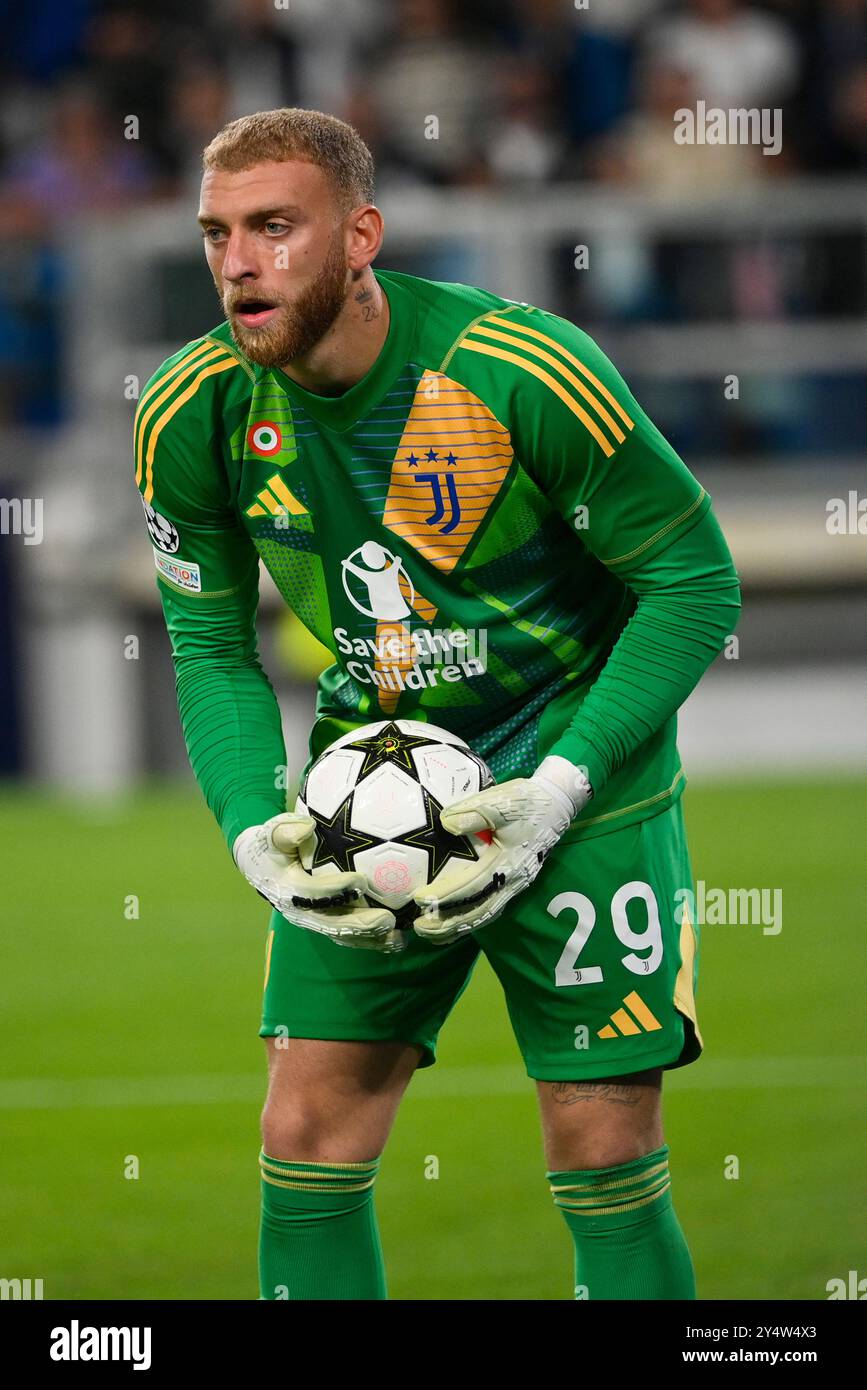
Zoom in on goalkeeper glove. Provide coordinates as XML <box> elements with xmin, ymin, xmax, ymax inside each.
<box><xmin>233</xmin><ymin>812</ymin><xmax>406</xmax><ymax>953</ymax></box>
<box><xmin>411</xmin><ymin>756</ymin><xmax>592</xmax><ymax>945</ymax></box>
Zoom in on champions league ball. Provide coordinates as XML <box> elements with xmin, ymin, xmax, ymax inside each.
<box><xmin>295</xmin><ymin>719</ymin><xmax>495</xmax><ymax>925</ymax></box>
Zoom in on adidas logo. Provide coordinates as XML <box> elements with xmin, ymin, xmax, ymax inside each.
<box><xmin>597</xmin><ymin>991</ymin><xmax>662</xmax><ymax>1039</ymax></box>
<box><xmin>246</xmin><ymin>473</ymin><xmax>307</xmax><ymax>519</ymax></box>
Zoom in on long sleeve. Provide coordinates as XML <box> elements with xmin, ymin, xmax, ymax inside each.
<box><xmin>133</xmin><ymin>346</ymin><xmax>288</xmax><ymax>852</ymax></box>
<box><xmin>547</xmin><ymin>504</ymin><xmax>741</xmax><ymax>793</ymax></box>
<box><xmin>496</xmin><ymin>305</ymin><xmax>742</xmax><ymax>800</ymax></box>
<box><xmin>159</xmin><ymin>574</ymin><xmax>288</xmax><ymax>851</ymax></box>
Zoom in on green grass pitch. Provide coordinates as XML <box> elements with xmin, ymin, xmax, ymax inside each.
<box><xmin>0</xmin><ymin>777</ymin><xmax>864</xmax><ymax>1300</ymax></box>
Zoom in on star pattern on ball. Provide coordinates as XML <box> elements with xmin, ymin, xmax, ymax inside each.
<box><xmin>397</xmin><ymin>787</ymin><xmax>480</xmax><ymax>879</ymax></box>
<box><xmin>307</xmin><ymin>795</ymin><xmax>378</xmax><ymax>874</ymax></box>
<box><xmin>340</xmin><ymin>721</ymin><xmax>435</xmax><ymax>781</ymax></box>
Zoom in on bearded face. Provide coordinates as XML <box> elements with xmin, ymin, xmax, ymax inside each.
<box><xmin>222</xmin><ymin>228</ymin><xmax>349</xmax><ymax>370</ymax></box>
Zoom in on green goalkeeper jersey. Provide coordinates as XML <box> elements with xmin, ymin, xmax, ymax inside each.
<box><xmin>133</xmin><ymin>269</ymin><xmax>740</xmax><ymax>851</ymax></box>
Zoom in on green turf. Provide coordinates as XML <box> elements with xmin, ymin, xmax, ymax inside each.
<box><xmin>1</xmin><ymin>777</ymin><xmax>864</xmax><ymax>1300</ymax></box>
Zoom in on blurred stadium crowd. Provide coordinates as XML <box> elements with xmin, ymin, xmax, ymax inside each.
<box><xmin>1</xmin><ymin>0</ymin><xmax>866</xmax><ymax>426</ymax></box>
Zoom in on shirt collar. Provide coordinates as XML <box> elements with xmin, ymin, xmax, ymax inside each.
<box><xmin>269</xmin><ymin>271</ymin><xmax>416</xmax><ymax>432</ymax></box>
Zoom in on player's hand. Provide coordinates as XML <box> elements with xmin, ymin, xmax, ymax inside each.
<box><xmin>233</xmin><ymin>812</ymin><xmax>406</xmax><ymax>954</ymax></box>
<box><xmin>411</xmin><ymin>758</ymin><xmax>592</xmax><ymax>945</ymax></box>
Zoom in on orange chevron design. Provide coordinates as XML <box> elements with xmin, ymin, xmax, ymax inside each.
<box><xmin>597</xmin><ymin>991</ymin><xmax>663</xmax><ymax>1040</ymax></box>
<box><xmin>373</xmin><ymin>568</ymin><xmax>439</xmax><ymax>712</ymax></box>
<box><xmin>397</xmin><ymin>567</ymin><xmax>437</xmax><ymax>625</ymax></box>
<box><xmin>382</xmin><ymin>370</ymin><xmax>512</xmax><ymax>572</ymax></box>
<box><xmin>373</xmin><ymin>620</ymin><xmax>411</xmax><ymax>714</ymax></box>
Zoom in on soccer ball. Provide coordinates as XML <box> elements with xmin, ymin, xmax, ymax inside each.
<box><xmin>295</xmin><ymin>719</ymin><xmax>494</xmax><ymax>924</ymax></box>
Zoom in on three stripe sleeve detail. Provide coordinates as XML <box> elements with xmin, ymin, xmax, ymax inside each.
<box><xmin>454</xmin><ymin>313</ymin><xmax>635</xmax><ymax>459</ymax></box>
<box><xmin>134</xmin><ymin>340</ymin><xmax>239</xmax><ymax>503</ymax></box>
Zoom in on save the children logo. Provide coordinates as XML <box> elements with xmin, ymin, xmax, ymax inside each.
<box><xmin>334</xmin><ymin>540</ymin><xmax>487</xmax><ymax>693</ymax></box>
<box><xmin>341</xmin><ymin>541</ymin><xmax>415</xmax><ymax>619</ymax></box>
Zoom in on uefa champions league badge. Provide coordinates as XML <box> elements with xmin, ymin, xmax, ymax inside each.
<box><xmin>141</xmin><ymin>496</ymin><xmax>180</xmax><ymax>554</ymax></box>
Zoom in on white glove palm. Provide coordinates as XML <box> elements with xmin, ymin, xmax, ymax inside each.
<box><xmin>234</xmin><ymin>812</ymin><xmax>406</xmax><ymax>953</ymax></box>
<box><xmin>411</xmin><ymin>757</ymin><xmax>592</xmax><ymax>944</ymax></box>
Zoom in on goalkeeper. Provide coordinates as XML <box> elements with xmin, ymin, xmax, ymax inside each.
<box><xmin>134</xmin><ymin>107</ymin><xmax>741</xmax><ymax>1301</ymax></box>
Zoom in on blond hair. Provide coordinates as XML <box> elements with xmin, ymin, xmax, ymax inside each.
<box><xmin>202</xmin><ymin>107</ymin><xmax>375</xmax><ymax>211</ymax></box>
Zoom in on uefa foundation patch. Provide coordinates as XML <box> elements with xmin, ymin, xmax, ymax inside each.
<box><xmin>153</xmin><ymin>550</ymin><xmax>202</xmax><ymax>593</ymax></box>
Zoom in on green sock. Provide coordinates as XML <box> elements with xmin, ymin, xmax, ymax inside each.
<box><xmin>547</xmin><ymin>1143</ymin><xmax>697</xmax><ymax>1300</ymax></box>
<box><xmin>258</xmin><ymin>1149</ymin><xmax>388</xmax><ymax>1300</ymax></box>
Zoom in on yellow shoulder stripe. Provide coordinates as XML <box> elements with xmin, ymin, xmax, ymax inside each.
<box><xmin>484</xmin><ymin>315</ymin><xmax>635</xmax><ymax>430</ymax></box>
<box><xmin>135</xmin><ymin>339</ymin><xmax>215</xmax><ymax>429</ymax></box>
<box><xmin>135</xmin><ymin>345</ymin><xmax>239</xmax><ymax>502</ymax></box>
<box><xmin>458</xmin><ymin>339</ymin><xmax>617</xmax><ymax>457</ymax></box>
<box><xmin>469</xmin><ymin>323</ymin><xmax>627</xmax><ymax>444</ymax></box>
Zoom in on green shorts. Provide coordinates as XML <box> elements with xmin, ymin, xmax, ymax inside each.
<box><xmin>259</xmin><ymin>797</ymin><xmax>702</xmax><ymax>1081</ymax></box>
